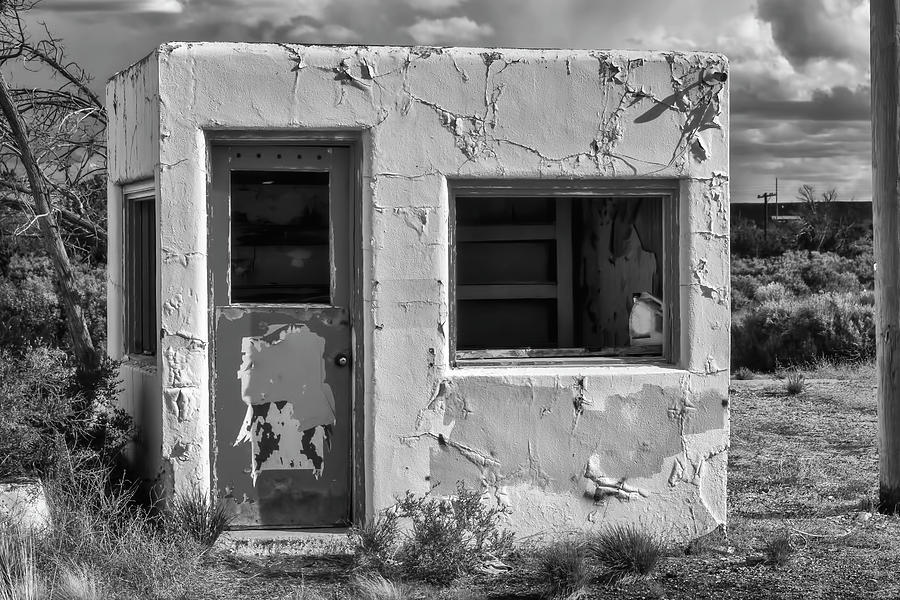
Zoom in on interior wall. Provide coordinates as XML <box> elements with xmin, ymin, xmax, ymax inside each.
<box><xmin>575</xmin><ymin>197</ymin><xmax>663</xmax><ymax>349</ymax></box>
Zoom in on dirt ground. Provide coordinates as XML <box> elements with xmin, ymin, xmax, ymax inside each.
<box><xmin>193</xmin><ymin>367</ymin><xmax>899</xmax><ymax>599</ymax></box>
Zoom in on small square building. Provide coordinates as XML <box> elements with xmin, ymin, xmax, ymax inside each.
<box><xmin>106</xmin><ymin>43</ymin><xmax>730</xmax><ymax>537</ymax></box>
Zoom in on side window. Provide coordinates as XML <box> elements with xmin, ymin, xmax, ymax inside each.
<box><xmin>452</xmin><ymin>185</ymin><xmax>673</xmax><ymax>364</ymax></box>
<box><xmin>124</xmin><ymin>182</ymin><xmax>156</xmax><ymax>356</ymax></box>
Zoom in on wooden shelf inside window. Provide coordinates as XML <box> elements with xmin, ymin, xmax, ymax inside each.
<box><xmin>455</xmin><ymin>198</ymin><xmax>573</xmax><ymax>348</ymax></box>
<box><xmin>456</xmin><ymin>224</ymin><xmax>556</xmax><ymax>242</ymax></box>
<box><xmin>457</xmin><ymin>284</ymin><xmax>558</xmax><ymax>300</ymax></box>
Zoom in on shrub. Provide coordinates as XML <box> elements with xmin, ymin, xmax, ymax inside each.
<box><xmin>732</xmin><ymin>292</ymin><xmax>875</xmax><ymax>371</ymax></box>
<box><xmin>753</xmin><ymin>282</ymin><xmax>790</xmax><ymax>304</ymax></box>
<box><xmin>536</xmin><ymin>539</ymin><xmax>590</xmax><ymax>599</ymax></box>
<box><xmin>731</xmin><ymin>217</ymin><xmax>800</xmax><ymax>258</ymax></box>
<box><xmin>732</xmin><ymin>367</ymin><xmax>754</xmax><ymax>381</ymax></box>
<box><xmin>0</xmin><ymin>252</ymin><xmax>106</xmax><ymax>351</ymax></box>
<box><xmin>589</xmin><ymin>524</ymin><xmax>664</xmax><ymax>584</ymax></box>
<box><xmin>387</xmin><ymin>483</ymin><xmax>514</xmax><ymax>584</ymax></box>
<box><xmin>0</xmin><ymin>346</ymin><xmax>131</xmax><ymax>479</ymax></box>
<box><xmin>731</xmin><ymin>251</ymin><xmax>869</xmax><ymax>312</ymax></box>
<box><xmin>167</xmin><ymin>487</ymin><xmax>233</xmax><ymax>548</ymax></box>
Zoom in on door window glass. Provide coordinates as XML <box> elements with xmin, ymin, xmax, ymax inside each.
<box><xmin>231</xmin><ymin>170</ymin><xmax>330</xmax><ymax>303</ymax></box>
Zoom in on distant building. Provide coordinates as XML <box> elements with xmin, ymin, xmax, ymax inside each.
<box><xmin>731</xmin><ymin>200</ymin><xmax>873</xmax><ymax>228</ymax></box>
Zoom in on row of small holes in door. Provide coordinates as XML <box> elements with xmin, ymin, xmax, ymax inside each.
<box><xmin>234</xmin><ymin>152</ymin><xmax>325</xmax><ymax>160</ymax></box>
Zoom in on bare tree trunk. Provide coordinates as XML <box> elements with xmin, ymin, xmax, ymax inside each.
<box><xmin>871</xmin><ymin>0</ymin><xmax>900</xmax><ymax>513</ymax></box>
<box><xmin>0</xmin><ymin>71</ymin><xmax>98</xmax><ymax>371</ymax></box>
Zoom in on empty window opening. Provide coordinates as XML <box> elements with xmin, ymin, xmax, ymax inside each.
<box><xmin>453</xmin><ymin>192</ymin><xmax>668</xmax><ymax>362</ymax></box>
<box><xmin>125</xmin><ymin>183</ymin><xmax>156</xmax><ymax>356</ymax></box>
<box><xmin>230</xmin><ymin>170</ymin><xmax>331</xmax><ymax>304</ymax></box>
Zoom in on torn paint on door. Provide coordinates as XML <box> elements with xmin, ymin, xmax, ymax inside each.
<box><xmin>233</xmin><ymin>323</ymin><xmax>336</xmax><ymax>484</ymax></box>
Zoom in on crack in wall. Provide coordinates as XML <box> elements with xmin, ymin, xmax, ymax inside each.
<box><xmin>400</xmin><ymin>431</ymin><xmax>500</xmax><ymax>469</ymax></box>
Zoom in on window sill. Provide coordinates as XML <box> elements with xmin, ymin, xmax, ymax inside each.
<box><xmin>454</xmin><ymin>345</ymin><xmax>664</xmax><ymax>368</ymax></box>
<box><xmin>449</xmin><ymin>360</ymin><xmax>685</xmax><ymax>380</ymax></box>
<box><xmin>122</xmin><ymin>354</ymin><xmax>158</xmax><ymax>371</ymax></box>
<box><xmin>453</xmin><ymin>354</ymin><xmax>669</xmax><ymax>369</ymax></box>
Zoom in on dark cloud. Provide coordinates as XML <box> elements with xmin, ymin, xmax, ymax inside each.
<box><xmin>732</xmin><ymin>136</ymin><xmax>870</xmax><ymax>160</ymax></box>
<box><xmin>756</xmin><ymin>0</ymin><xmax>867</xmax><ymax>66</ymax></box>
<box><xmin>733</xmin><ymin>85</ymin><xmax>870</xmax><ymax>121</ymax></box>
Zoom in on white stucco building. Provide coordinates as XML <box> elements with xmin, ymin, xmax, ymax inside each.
<box><xmin>107</xmin><ymin>43</ymin><xmax>730</xmax><ymax>538</ymax></box>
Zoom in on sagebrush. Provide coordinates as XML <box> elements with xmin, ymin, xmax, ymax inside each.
<box><xmin>0</xmin><ymin>346</ymin><xmax>131</xmax><ymax>479</ymax></box>
<box><xmin>732</xmin><ymin>291</ymin><xmax>875</xmax><ymax>371</ymax></box>
<box><xmin>352</xmin><ymin>483</ymin><xmax>514</xmax><ymax>584</ymax></box>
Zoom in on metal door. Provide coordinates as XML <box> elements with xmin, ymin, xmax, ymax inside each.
<box><xmin>209</xmin><ymin>145</ymin><xmax>353</xmax><ymax>528</ymax></box>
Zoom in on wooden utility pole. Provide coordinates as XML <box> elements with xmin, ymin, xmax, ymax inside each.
<box><xmin>775</xmin><ymin>178</ymin><xmax>779</xmax><ymax>218</ymax></box>
<box><xmin>757</xmin><ymin>191</ymin><xmax>776</xmax><ymax>239</ymax></box>
<box><xmin>871</xmin><ymin>0</ymin><xmax>900</xmax><ymax>513</ymax></box>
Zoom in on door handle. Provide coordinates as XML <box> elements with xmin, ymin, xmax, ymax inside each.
<box><xmin>335</xmin><ymin>353</ymin><xmax>350</xmax><ymax>368</ymax></box>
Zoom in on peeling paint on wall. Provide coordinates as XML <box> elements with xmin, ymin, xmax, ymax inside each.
<box><xmin>234</xmin><ymin>324</ymin><xmax>336</xmax><ymax>484</ymax></box>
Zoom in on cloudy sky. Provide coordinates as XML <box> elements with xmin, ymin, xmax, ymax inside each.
<box><xmin>29</xmin><ymin>0</ymin><xmax>870</xmax><ymax>203</ymax></box>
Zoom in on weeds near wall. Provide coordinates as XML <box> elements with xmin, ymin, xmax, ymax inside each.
<box><xmin>589</xmin><ymin>524</ymin><xmax>664</xmax><ymax>584</ymax></box>
<box><xmin>350</xmin><ymin>512</ymin><xmax>400</xmax><ymax>574</ymax></box>
<box><xmin>167</xmin><ymin>487</ymin><xmax>233</xmax><ymax>548</ymax></box>
<box><xmin>393</xmin><ymin>483</ymin><xmax>515</xmax><ymax>583</ymax></box>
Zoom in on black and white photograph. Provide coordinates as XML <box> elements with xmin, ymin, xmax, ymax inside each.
<box><xmin>0</xmin><ymin>0</ymin><xmax>887</xmax><ymax>598</ymax></box>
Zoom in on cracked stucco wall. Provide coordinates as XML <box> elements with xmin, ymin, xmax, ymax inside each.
<box><xmin>107</xmin><ymin>44</ymin><xmax>729</xmax><ymax>538</ymax></box>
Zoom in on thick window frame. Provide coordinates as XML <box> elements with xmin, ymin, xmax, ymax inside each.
<box><xmin>123</xmin><ymin>181</ymin><xmax>157</xmax><ymax>357</ymax></box>
<box><xmin>449</xmin><ymin>179</ymin><xmax>679</xmax><ymax>367</ymax></box>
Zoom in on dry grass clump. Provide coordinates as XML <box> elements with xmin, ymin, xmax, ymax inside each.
<box><xmin>764</xmin><ymin>531</ymin><xmax>794</xmax><ymax>568</ymax></box>
<box><xmin>167</xmin><ymin>486</ymin><xmax>233</xmax><ymax>548</ymax></box>
<box><xmin>589</xmin><ymin>524</ymin><xmax>664</xmax><ymax>584</ymax></box>
<box><xmin>53</xmin><ymin>562</ymin><xmax>103</xmax><ymax>600</ymax></box>
<box><xmin>352</xmin><ymin>572</ymin><xmax>406</xmax><ymax>600</ymax></box>
<box><xmin>534</xmin><ymin>538</ymin><xmax>591</xmax><ymax>599</ymax></box>
<box><xmin>785</xmin><ymin>372</ymin><xmax>806</xmax><ymax>395</ymax></box>
<box><xmin>0</xmin><ymin>456</ymin><xmax>207</xmax><ymax>600</ymax></box>
<box><xmin>0</xmin><ymin>526</ymin><xmax>46</xmax><ymax>600</ymax></box>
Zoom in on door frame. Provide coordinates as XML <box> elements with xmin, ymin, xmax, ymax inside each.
<box><xmin>204</xmin><ymin>129</ymin><xmax>366</xmax><ymax>527</ymax></box>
